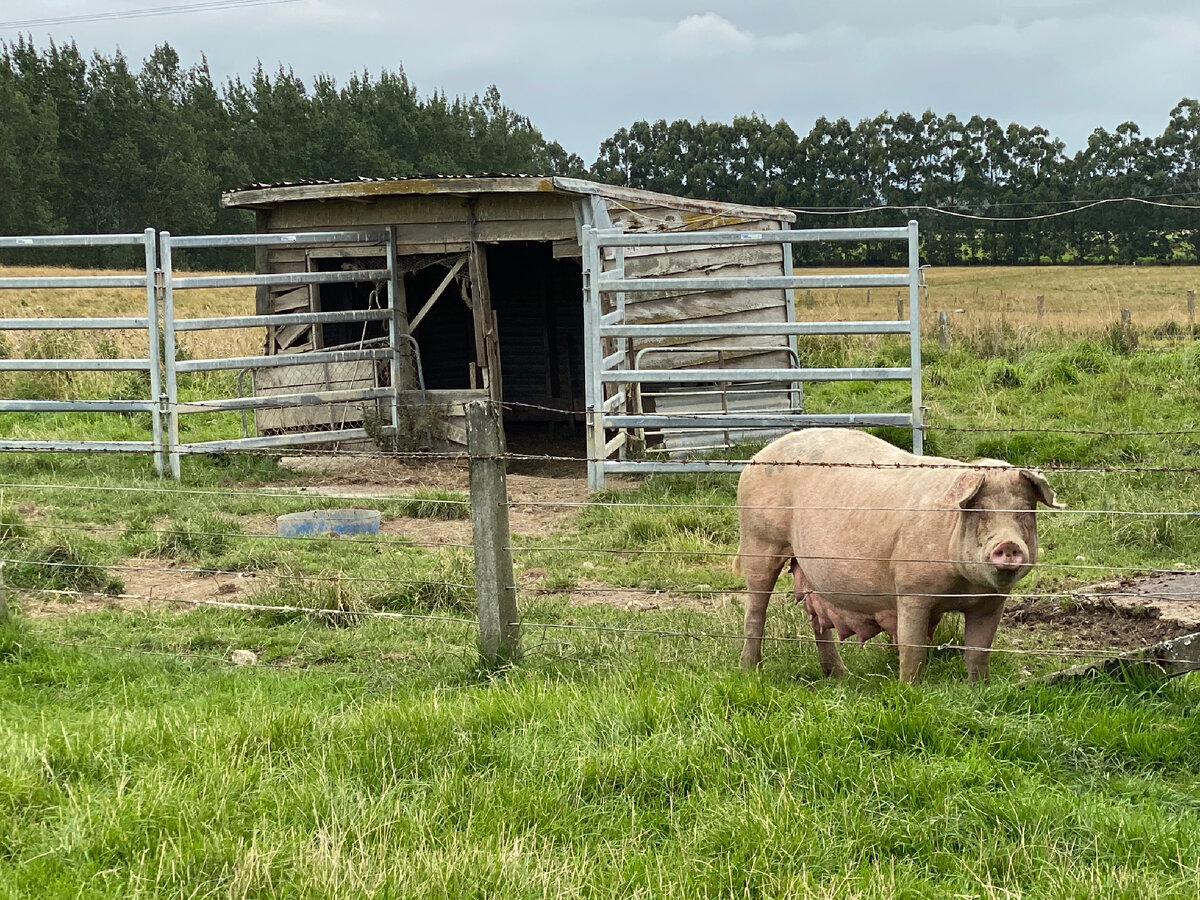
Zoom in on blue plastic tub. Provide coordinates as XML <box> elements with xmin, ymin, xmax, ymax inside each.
<box><xmin>277</xmin><ymin>508</ymin><xmax>381</xmax><ymax>538</ymax></box>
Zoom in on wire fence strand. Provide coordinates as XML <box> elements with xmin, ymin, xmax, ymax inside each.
<box><xmin>9</xmin><ymin>584</ymin><xmax>1178</xmax><ymax>664</ymax></box>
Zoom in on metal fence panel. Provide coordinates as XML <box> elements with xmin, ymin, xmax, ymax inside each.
<box><xmin>581</xmin><ymin>221</ymin><xmax>924</xmax><ymax>489</ymax></box>
<box><xmin>0</xmin><ymin>229</ymin><xmax>165</xmax><ymax>474</ymax></box>
<box><xmin>159</xmin><ymin>229</ymin><xmax>405</xmax><ymax>478</ymax></box>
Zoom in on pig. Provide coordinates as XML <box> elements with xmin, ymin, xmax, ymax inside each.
<box><xmin>734</xmin><ymin>428</ymin><xmax>1064</xmax><ymax>682</ymax></box>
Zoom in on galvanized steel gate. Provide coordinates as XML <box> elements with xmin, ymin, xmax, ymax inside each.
<box><xmin>0</xmin><ymin>228</ymin><xmax>406</xmax><ymax>478</ymax></box>
<box><xmin>581</xmin><ymin>222</ymin><xmax>924</xmax><ymax>490</ymax></box>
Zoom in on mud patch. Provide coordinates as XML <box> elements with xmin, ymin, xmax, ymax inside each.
<box><xmin>1003</xmin><ymin>593</ymin><xmax>1192</xmax><ymax>654</ymax></box>
<box><xmin>1083</xmin><ymin>573</ymin><xmax>1200</xmax><ymax>631</ymax></box>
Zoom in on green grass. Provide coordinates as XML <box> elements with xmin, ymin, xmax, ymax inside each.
<box><xmin>2</xmin><ymin>322</ymin><xmax>1200</xmax><ymax>895</ymax></box>
<box><xmin>2</xmin><ymin>616</ymin><xmax>1200</xmax><ymax>898</ymax></box>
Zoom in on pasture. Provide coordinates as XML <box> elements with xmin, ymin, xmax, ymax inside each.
<box><xmin>2</xmin><ymin>265</ymin><xmax>1200</xmax><ymax>897</ymax></box>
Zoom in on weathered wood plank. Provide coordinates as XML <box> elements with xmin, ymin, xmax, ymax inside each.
<box><xmin>552</xmin><ymin>238</ymin><xmax>582</xmax><ymax>259</ymax></box>
<box><xmin>253</xmin><ymin>362</ymin><xmax>376</xmax><ymax>433</ymax></box>
<box><xmin>225</xmin><ymin>176</ymin><xmax>561</xmax><ymax>208</ymax></box>
<box><xmin>619</xmin><ymin>260</ymin><xmax>786</xmax><ymax>286</ymax></box>
<box><xmin>625</xmin><ymin>291</ymin><xmax>789</xmax><ymax>323</ymax></box>
<box><xmin>622</xmin><ymin>245</ymin><xmax>786</xmax><ymax>277</ymax></box>
<box><xmin>630</xmin><ymin>335</ymin><xmax>792</xmax><ymax>369</ymax></box>
<box><xmin>270</xmin><ymin>287</ymin><xmax>311</xmax><ymax>313</ymax></box>
<box><xmin>475</xmin><ymin>220</ymin><xmax>577</xmax><ymax>243</ymax></box>
<box><xmin>1040</xmin><ymin>632</ymin><xmax>1200</xmax><ymax>683</ymax></box>
<box><xmin>473</xmin><ymin>194</ymin><xmax>578</xmax><ymax>222</ymax></box>
<box><xmin>552</xmin><ymin>176</ymin><xmax>794</xmax><ymax>223</ymax></box>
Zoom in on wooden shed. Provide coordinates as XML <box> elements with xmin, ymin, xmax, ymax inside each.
<box><xmin>220</xmin><ymin>175</ymin><xmax>798</xmax><ymax>450</ymax></box>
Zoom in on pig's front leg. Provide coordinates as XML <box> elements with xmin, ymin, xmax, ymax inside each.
<box><xmin>963</xmin><ymin>597</ymin><xmax>1005</xmax><ymax>683</ymax></box>
<box><xmin>896</xmin><ymin>598</ymin><xmax>935</xmax><ymax>683</ymax></box>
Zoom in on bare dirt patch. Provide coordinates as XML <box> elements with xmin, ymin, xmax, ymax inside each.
<box><xmin>563</xmin><ymin>577</ymin><xmax>735</xmax><ymax>612</ymax></box>
<box><xmin>19</xmin><ymin>559</ymin><xmax>266</xmax><ymax>618</ymax></box>
<box><xmin>274</xmin><ymin>455</ymin><xmax>612</xmax><ymax>539</ymax></box>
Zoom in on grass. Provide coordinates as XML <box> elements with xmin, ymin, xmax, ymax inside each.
<box><xmin>2</xmin><ymin>264</ymin><xmax>1200</xmax><ymax>895</ymax></box>
<box><xmin>3</xmin><ymin>617</ymin><xmax>1200</xmax><ymax>898</ymax></box>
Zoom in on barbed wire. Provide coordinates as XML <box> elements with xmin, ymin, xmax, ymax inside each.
<box><xmin>507</xmin><ymin>545</ymin><xmax>1198</xmax><ymax>575</ymax></box>
<box><xmin>6</xmin><ymin>451</ymin><xmax>1200</xmax><ymax>485</ymax></box>
<box><xmin>788</xmin><ymin>196</ymin><xmax>1200</xmax><ymax>222</ymax></box>
<box><xmin>6</xmin><ymin>520</ymin><xmax>474</xmax><ymax>550</ymax></box>
<box><xmin>506</xmin><ymin>499</ymin><xmax>1198</xmax><ymax>516</ymax></box>
<box><xmin>1</xmin><ymin>546</ymin><xmax>1195</xmax><ymax>582</ymax></box>
<box><xmin>0</xmin><ymin>480</ymin><xmax>472</xmax><ymax>503</ymax></box>
<box><xmin>6</xmin><ymin>491</ymin><xmax>1200</xmax><ymax>525</ymax></box>
<box><xmin>8</xmin><ymin>584</ymin><xmax>1178</xmax><ymax>664</ymax></box>
<box><xmin>0</xmin><ymin>555</ymin><xmax>473</xmax><ymax>589</ymax></box>
<box><xmin>513</xmin><ymin>583</ymin><xmax>1191</xmax><ymax>603</ymax></box>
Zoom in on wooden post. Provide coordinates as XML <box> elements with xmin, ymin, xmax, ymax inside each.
<box><xmin>896</xmin><ymin>293</ymin><xmax>904</xmax><ymax>319</ymax></box>
<box><xmin>1036</xmin><ymin>295</ymin><xmax>1044</xmax><ymax>323</ymax></box>
<box><xmin>1188</xmin><ymin>291</ymin><xmax>1195</xmax><ymax>327</ymax></box>
<box><xmin>466</xmin><ymin>400</ymin><xmax>520</xmax><ymax>666</ymax></box>
<box><xmin>937</xmin><ymin>311</ymin><xmax>950</xmax><ymax>349</ymax></box>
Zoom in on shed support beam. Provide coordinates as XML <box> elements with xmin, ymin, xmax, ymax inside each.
<box><xmin>408</xmin><ymin>255</ymin><xmax>467</xmax><ymax>332</ymax></box>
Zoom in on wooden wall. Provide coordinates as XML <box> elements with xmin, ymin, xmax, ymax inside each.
<box><xmin>602</xmin><ymin>200</ymin><xmax>796</xmax><ymax>451</ymax></box>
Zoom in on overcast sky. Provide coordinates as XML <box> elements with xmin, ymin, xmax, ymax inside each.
<box><xmin>4</xmin><ymin>0</ymin><xmax>1198</xmax><ymax>164</ymax></box>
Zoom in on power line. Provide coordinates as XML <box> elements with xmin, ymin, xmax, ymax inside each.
<box><xmin>0</xmin><ymin>0</ymin><xmax>303</xmax><ymax>30</ymax></box>
<box><xmin>789</xmin><ymin>196</ymin><xmax>1200</xmax><ymax>222</ymax></box>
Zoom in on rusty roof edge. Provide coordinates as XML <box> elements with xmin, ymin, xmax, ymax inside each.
<box><xmin>221</xmin><ymin>175</ymin><xmax>560</xmax><ymax>209</ymax></box>
<box><xmin>220</xmin><ymin>175</ymin><xmax>796</xmax><ymax>223</ymax></box>
<box><xmin>551</xmin><ymin>177</ymin><xmax>796</xmax><ymax>223</ymax></box>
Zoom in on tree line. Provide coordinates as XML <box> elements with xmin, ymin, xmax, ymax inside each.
<box><xmin>593</xmin><ymin>109</ymin><xmax>1200</xmax><ymax>265</ymax></box>
<box><xmin>1</xmin><ymin>38</ymin><xmax>1197</xmax><ymax>266</ymax></box>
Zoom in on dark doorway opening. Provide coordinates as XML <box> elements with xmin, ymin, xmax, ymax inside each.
<box><xmin>486</xmin><ymin>241</ymin><xmax>584</xmax><ymax>422</ymax></box>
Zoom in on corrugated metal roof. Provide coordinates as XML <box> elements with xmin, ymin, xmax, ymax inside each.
<box><xmin>240</xmin><ymin>173</ymin><xmax>547</xmax><ymax>190</ymax></box>
<box><xmin>222</xmin><ymin>175</ymin><xmax>796</xmax><ymax>223</ymax></box>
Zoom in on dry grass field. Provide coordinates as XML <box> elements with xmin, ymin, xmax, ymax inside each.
<box><xmin>2</xmin><ymin>264</ymin><xmax>1197</xmax><ymax>351</ymax></box>
<box><xmin>0</xmin><ymin>264</ymin><xmax>1196</xmax><ymax>389</ymax></box>
<box><xmin>798</xmin><ymin>264</ymin><xmax>1200</xmax><ymax>334</ymax></box>
<box><xmin>0</xmin><ymin>265</ymin><xmax>258</xmax><ymax>359</ymax></box>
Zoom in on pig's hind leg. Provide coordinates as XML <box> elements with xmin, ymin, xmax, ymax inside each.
<box><xmin>739</xmin><ymin>548</ymin><xmax>787</xmax><ymax>670</ymax></box>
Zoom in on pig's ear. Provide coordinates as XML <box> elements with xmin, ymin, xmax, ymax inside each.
<box><xmin>940</xmin><ymin>470</ymin><xmax>985</xmax><ymax>508</ymax></box>
<box><xmin>1021</xmin><ymin>469</ymin><xmax>1066</xmax><ymax>509</ymax></box>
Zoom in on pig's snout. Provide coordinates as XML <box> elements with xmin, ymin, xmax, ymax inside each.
<box><xmin>989</xmin><ymin>540</ymin><xmax>1027</xmax><ymax>571</ymax></box>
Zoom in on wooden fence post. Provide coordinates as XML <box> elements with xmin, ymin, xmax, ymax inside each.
<box><xmin>466</xmin><ymin>400</ymin><xmax>521</xmax><ymax>666</ymax></box>
<box><xmin>1188</xmin><ymin>291</ymin><xmax>1195</xmax><ymax>327</ymax></box>
<box><xmin>896</xmin><ymin>293</ymin><xmax>903</xmax><ymax>320</ymax></box>
<box><xmin>1036</xmin><ymin>295</ymin><xmax>1044</xmax><ymax>323</ymax></box>
<box><xmin>937</xmin><ymin>311</ymin><xmax>950</xmax><ymax>349</ymax></box>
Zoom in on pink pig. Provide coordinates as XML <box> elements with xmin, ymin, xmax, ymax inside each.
<box><xmin>735</xmin><ymin>429</ymin><xmax>1064</xmax><ymax>682</ymax></box>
